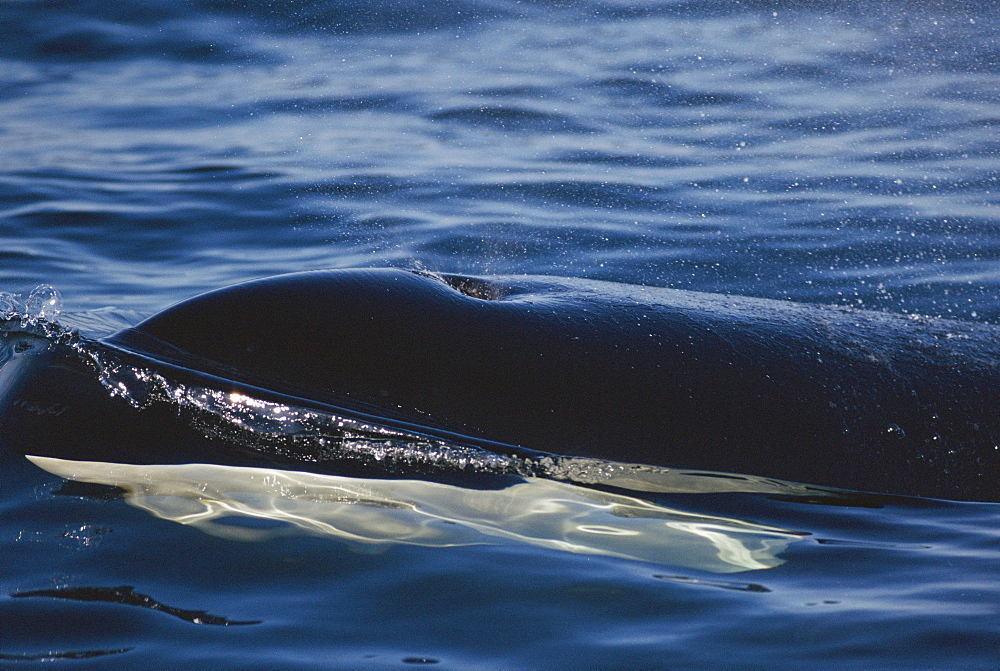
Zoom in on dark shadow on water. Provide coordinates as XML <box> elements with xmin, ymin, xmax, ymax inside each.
<box><xmin>11</xmin><ymin>586</ymin><xmax>261</xmax><ymax>626</ymax></box>
<box><xmin>652</xmin><ymin>574</ymin><xmax>771</xmax><ymax>593</ymax></box>
<box><xmin>0</xmin><ymin>648</ymin><xmax>133</xmax><ymax>662</ymax></box>
<box><xmin>52</xmin><ymin>479</ymin><xmax>127</xmax><ymax>501</ymax></box>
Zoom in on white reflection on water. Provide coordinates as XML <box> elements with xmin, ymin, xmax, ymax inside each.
<box><xmin>28</xmin><ymin>456</ymin><xmax>802</xmax><ymax>573</ymax></box>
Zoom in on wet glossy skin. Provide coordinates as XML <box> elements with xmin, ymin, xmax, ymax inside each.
<box><xmin>4</xmin><ymin>268</ymin><xmax>1000</xmax><ymax>500</ymax></box>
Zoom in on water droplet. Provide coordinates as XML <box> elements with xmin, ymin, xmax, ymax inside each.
<box><xmin>26</xmin><ymin>285</ymin><xmax>62</xmax><ymax>320</ymax></box>
<box><xmin>0</xmin><ymin>292</ymin><xmax>23</xmax><ymax>317</ymax></box>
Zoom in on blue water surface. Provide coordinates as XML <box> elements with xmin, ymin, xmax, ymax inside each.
<box><xmin>2</xmin><ymin>0</ymin><xmax>1000</xmax><ymax>668</ymax></box>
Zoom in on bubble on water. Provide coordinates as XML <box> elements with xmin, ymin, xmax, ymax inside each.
<box><xmin>26</xmin><ymin>285</ymin><xmax>62</xmax><ymax>321</ymax></box>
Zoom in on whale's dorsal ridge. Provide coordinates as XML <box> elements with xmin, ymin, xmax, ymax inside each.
<box><xmin>5</xmin><ymin>268</ymin><xmax>1000</xmax><ymax>501</ymax></box>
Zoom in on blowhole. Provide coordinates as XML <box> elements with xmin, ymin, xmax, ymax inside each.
<box><xmin>430</xmin><ymin>273</ymin><xmax>504</xmax><ymax>301</ymax></box>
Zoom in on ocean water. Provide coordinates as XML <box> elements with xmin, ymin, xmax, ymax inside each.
<box><xmin>2</xmin><ymin>0</ymin><xmax>1000</xmax><ymax>668</ymax></box>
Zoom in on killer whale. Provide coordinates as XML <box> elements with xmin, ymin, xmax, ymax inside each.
<box><xmin>2</xmin><ymin>268</ymin><xmax>1000</xmax><ymax>501</ymax></box>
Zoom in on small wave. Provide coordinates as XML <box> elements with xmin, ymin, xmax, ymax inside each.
<box><xmin>429</xmin><ymin>106</ymin><xmax>593</xmax><ymax>134</ymax></box>
<box><xmin>589</xmin><ymin>77</ymin><xmax>749</xmax><ymax>107</ymax></box>
<box><xmin>1</xmin><ymin>285</ymin><xmax>63</xmax><ymax>323</ymax></box>
<box><xmin>0</xmin><ymin>287</ymin><xmax>77</xmax><ymax>365</ymax></box>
